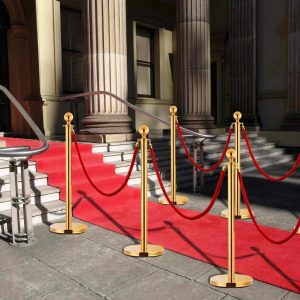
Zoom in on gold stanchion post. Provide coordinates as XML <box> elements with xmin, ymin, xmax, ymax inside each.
<box><xmin>158</xmin><ymin>106</ymin><xmax>188</xmax><ymax>205</ymax></box>
<box><xmin>123</xmin><ymin>125</ymin><xmax>164</xmax><ymax>257</ymax></box>
<box><xmin>210</xmin><ymin>149</ymin><xmax>252</xmax><ymax>288</ymax></box>
<box><xmin>221</xmin><ymin>112</ymin><xmax>253</xmax><ymax>219</ymax></box>
<box><xmin>50</xmin><ymin>113</ymin><xmax>87</xmax><ymax>234</ymax></box>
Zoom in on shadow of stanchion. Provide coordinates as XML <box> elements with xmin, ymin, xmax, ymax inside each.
<box><xmin>73</xmin><ymin>191</ymin><xmax>138</xmax><ymax>244</ymax></box>
<box><xmin>164</xmin><ymin>220</ymin><xmax>257</xmax><ymax>260</ymax></box>
<box><xmin>164</xmin><ymin>220</ymin><xmax>225</xmax><ymax>273</ymax></box>
<box><xmin>250</xmin><ymin>246</ymin><xmax>300</xmax><ymax>292</ymax></box>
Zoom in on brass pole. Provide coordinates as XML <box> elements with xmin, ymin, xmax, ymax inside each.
<box><xmin>66</xmin><ymin>113</ymin><xmax>73</xmax><ymax>231</ymax></box>
<box><xmin>124</xmin><ymin>125</ymin><xmax>164</xmax><ymax>257</ymax></box>
<box><xmin>235</xmin><ymin>112</ymin><xmax>241</xmax><ymax>217</ymax></box>
<box><xmin>210</xmin><ymin>149</ymin><xmax>252</xmax><ymax>288</ymax></box>
<box><xmin>228</xmin><ymin>149</ymin><xmax>235</xmax><ymax>283</ymax></box>
<box><xmin>141</xmin><ymin>125</ymin><xmax>148</xmax><ymax>252</ymax></box>
<box><xmin>158</xmin><ymin>106</ymin><xmax>188</xmax><ymax>205</ymax></box>
<box><xmin>50</xmin><ymin>112</ymin><xmax>87</xmax><ymax>234</ymax></box>
<box><xmin>221</xmin><ymin>112</ymin><xmax>252</xmax><ymax>219</ymax></box>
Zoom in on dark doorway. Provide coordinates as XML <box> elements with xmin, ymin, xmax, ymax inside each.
<box><xmin>0</xmin><ymin>1</ymin><xmax>10</xmax><ymax>131</ymax></box>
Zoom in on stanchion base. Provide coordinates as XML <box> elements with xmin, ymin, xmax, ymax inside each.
<box><xmin>123</xmin><ymin>244</ymin><xmax>164</xmax><ymax>257</ymax></box>
<box><xmin>50</xmin><ymin>222</ymin><xmax>87</xmax><ymax>234</ymax></box>
<box><xmin>221</xmin><ymin>208</ymin><xmax>253</xmax><ymax>220</ymax></box>
<box><xmin>210</xmin><ymin>274</ymin><xmax>253</xmax><ymax>288</ymax></box>
<box><xmin>158</xmin><ymin>195</ymin><xmax>189</xmax><ymax>205</ymax></box>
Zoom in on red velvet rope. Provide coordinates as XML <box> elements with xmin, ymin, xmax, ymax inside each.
<box><xmin>176</xmin><ymin>121</ymin><xmax>232</xmax><ymax>172</ymax></box>
<box><xmin>242</xmin><ymin>127</ymin><xmax>300</xmax><ymax>181</ymax></box>
<box><xmin>238</xmin><ymin>170</ymin><xmax>300</xmax><ymax>244</ymax></box>
<box><xmin>150</xmin><ymin>146</ymin><xmax>225</xmax><ymax>220</ymax></box>
<box><xmin>72</xmin><ymin>132</ymin><xmax>138</xmax><ymax>197</ymax></box>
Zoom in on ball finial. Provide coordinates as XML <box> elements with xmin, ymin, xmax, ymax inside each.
<box><xmin>64</xmin><ymin>112</ymin><xmax>73</xmax><ymax>122</ymax></box>
<box><xmin>139</xmin><ymin>125</ymin><xmax>149</xmax><ymax>136</ymax></box>
<box><xmin>170</xmin><ymin>106</ymin><xmax>177</xmax><ymax>114</ymax></box>
<box><xmin>226</xmin><ymin>148</ymin><xmax>236</xmax><ymax>160</ymax></box>
<box><xmin>233</xmin><ymin>111</ymin><xmax>242</xmax><ymax>120</ymax></box>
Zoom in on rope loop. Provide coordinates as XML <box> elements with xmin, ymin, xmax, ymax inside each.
<box><xmin>242</xmin><ymin>127</ymin><xmax>300</xmax><ymax>181</ymax></box>
<box><xmin>150</xmin><ymin>145</ymin><xmax>225</xmax><ymax>220</ymax></box>
<box><xmin>238</xmin><ymin>170</ymin><xmax>300</xmax><ymax>244</ymax></box>
<box><xmin>72</xmin><ymin>132</ymin><xmax>138</xmax><ymax>197</ymax></box>
<box><xmin>176</xmin><ymin>121</ymin><xmax>232</xmax><ymax>172</ymax></box>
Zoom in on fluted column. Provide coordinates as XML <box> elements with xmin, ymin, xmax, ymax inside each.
<box><xmin>229</xmin><ymin>0</ymin><xmax>259</xmax><ymax>129</ymax></box>
<box><xmin>176</xmin><ymin>0</ymin><xmax>215</xmax><ymax>130</ymax></box>
<box><xmin>282</xmin><ymin>0</ymin><xmax>300</xmax><ymax>130</ymax></box>
<box><xmin>79</xmin><ymin>0</ymin><xmax>134</xmax><ymax>143</ymax></box>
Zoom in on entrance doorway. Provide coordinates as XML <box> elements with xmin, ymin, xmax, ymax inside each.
<box><xmin>0</xmin><ymin>1</ymin><xmax>10</xmax><ymax>131</ymax></box>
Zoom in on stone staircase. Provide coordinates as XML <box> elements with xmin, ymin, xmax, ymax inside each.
<box><xmin>91</xmin><ymin>131</ymin><xmax>293</xmax><ymax>194</ymax></box>
<box><xmin>0</xmin><ymin>131</ymin><xmax>294</xmax><ymax>237</ymax></box>
<box><xmin>0</xmin><ymin>158</ymin><xmax>65</xmax><ymax>236</ymax></box>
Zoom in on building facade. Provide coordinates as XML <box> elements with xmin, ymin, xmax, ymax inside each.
<box><xmin>0</xmin><ymin>0</ymin><xmax>299</xmax><ymax>146</ymax></box>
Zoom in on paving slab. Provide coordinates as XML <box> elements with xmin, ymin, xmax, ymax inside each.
<box><xmin>83</xmin><ymin>224</ymin><xmax>138</xmax><ymax>252</ymax></box>
<box><xmin>56</xmin><ymin>247</ymin><xmax>160</xmax><ymax>297</ymax></box>
<box><xmin>0</xmin><ymin>241</ymin><xmax>33</xmax><ymax>272</ymax></box>
<box><xmin>23</xmin><ymin>233</ymin><xmax>105</xmax><ymax>267</ymax></box>
<box><xmin>107</xmin><ymin>270</ymin><xmax>225</xmax><ymax>300</ymax></box>
<box><xmin>139</xmin><ymin>249</ymin><xmax>216</xmax><ymax>280</ymax></box>
<box><xmin>32</xmin><ymin>285</ymin><xmax>104</xmax><ymax>300</ymax></box>
<box><xmin>195</xmin><ymin>268</ymin><xmax>288</xmax><ymax>300</ymax></box>
<box><xmin>0</xmin><ymin>258</ymin><xmax>75</xmax><ymax>300</ymax></box>
<box><xmin>282</xmin><ymin>291</ymin><xmax>300</xmax><ymax>299</ymax></box>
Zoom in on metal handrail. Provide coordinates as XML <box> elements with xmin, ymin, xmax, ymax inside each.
<box><xmin>0</xmin><ymin>85</ymin><xmax>48</xmax><ymax>157</ymax></box>
<box><xmin>60</xmin><ymin>91</ymin><xmax>216</xmax><ymax>140</ymax></box>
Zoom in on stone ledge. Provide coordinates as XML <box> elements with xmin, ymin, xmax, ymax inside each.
<box><xmin>258</xmin><ymin>131</ymin><xmax>300</xmax><ymax>147</ymax></box>
<box><xmin>77</xmin><ymin>133</ymin><xmax>136</xmax><ymax>144</ymax></box>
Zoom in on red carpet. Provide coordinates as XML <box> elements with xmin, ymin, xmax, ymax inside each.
<box><xmin>1</xmin><ymin>137</ymin><xmax>300</xmax><ymax>293</ymax></box>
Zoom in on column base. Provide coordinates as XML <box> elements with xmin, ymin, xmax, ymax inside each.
<box><xmin>179</xmin><ymin>114</ymin><xmax>216</xmax><ymax>130</ymax></box>
<box><xmin>79</xmin><ymin>114</ymin><xmax>136</xmax><ymax>143</ymax></box>
<box><xmin>77</xmin><ymin>132</ymin><xmax>136</xmax><ymax>143</ymax></box>
<box><xmin>281</xmin><ymin>114</ymin><xmax>300</xmax><ymax>131</ymax></box>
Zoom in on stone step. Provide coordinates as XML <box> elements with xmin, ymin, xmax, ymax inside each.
<box><xmin>0</xmin><ymin>185</ymin><xmax>60</xmax><ymax>211</ymax></box>
<box><xmin>0</xmin><ymin>172</ymin><xmax>48</xmax><ymax>193</ymax></box>
<box><xmin>131</xmin><ymin>179</ymin><xmax>171</xmax><ymax>198</ymax></box>
<box><xmin>92</xmin><ymin>141</ymin><xmax>136</xmax><ymax>153</ymax></box>
<box><xmin>100</xmin><ymin>140</ymin><xmax>278</xmax><ymax>165</ymax></box>
<box><xmin>127</xmin><ymin>170</ymin><xmax>157</xmax><ymax>186</ymax></box>
<box><xmin>0</xmin><ymin>200</ymin><xmax>66</xmax><ymax>233</ymax></box>
<box><xmin>0</xmin><ymin>160</ymin><xmax>36</xmax><ymax>176</ymax></box>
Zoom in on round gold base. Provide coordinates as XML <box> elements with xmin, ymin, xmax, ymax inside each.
<box><xmin>158</xmin><ymin>195</ymin><xmax>189</xmax><ymax>205</ymax></box>
<box><xmin>210</xmin><ymin>274</ymin><xmax>253</xmax><ymax>288</ymax></box>
<box><xmin>221</xmin><ymin>208</ymin><xmax>253</xmax><ymax>220</ymax></box>
<box><xmin>50</xmin><ymin>222</ymin><xmax>87</xmax><ymax>234</ymax></box>
<box><xmin>123</xmin><ymin>244</ymin><xmax>164</xmax><ymax>257</ymax></box>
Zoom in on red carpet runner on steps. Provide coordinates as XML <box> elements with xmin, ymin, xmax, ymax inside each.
<box><xmin>1</xmin><ymin>137</ymin><xmax>300</xmax><ymax>293</ymax></box>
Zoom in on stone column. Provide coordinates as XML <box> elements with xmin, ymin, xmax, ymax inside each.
<box><xmin>79</xmin><ymin>0</ymin><xmax>134</xmax><ymax>143</ymax></box>
<box><xmin>36</xmin><ymin>0</ymin><xmax>63</xmax><ymax>137</ymax></box>
<box><xmin>282</xmin><ymin>0</ymin><xmax>300</xmax><ymax>130</ymax></box>
<box><xmin>228</xmin><ymin>0</ymin><xmax>259</xmax><ymax>129</ymax></box>
<box><xmin>176</xmin><ymin>0</ymin><xmax>215</xmax><ymax>130</ymax></box>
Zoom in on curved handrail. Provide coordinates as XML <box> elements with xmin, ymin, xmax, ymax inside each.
<box><xmin>60</xmin><ymin>91</ymin><xmax>216</xmax><ymax>140</ymax></box>
<box><xmin>0</xmin><ymin>85</ymin><xmax>48</xmax><ymax>157</ymax></box>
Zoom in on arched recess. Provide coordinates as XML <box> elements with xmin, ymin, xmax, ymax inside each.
<box><xmin>2</xmin><ymin>0</ymin><xmax>26</xmax><ymax>25</ymax></box>
<box><xmin>2</xmin><ymin>0</ymin><xmax>42</xmax><ymax>136</ymax></box>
